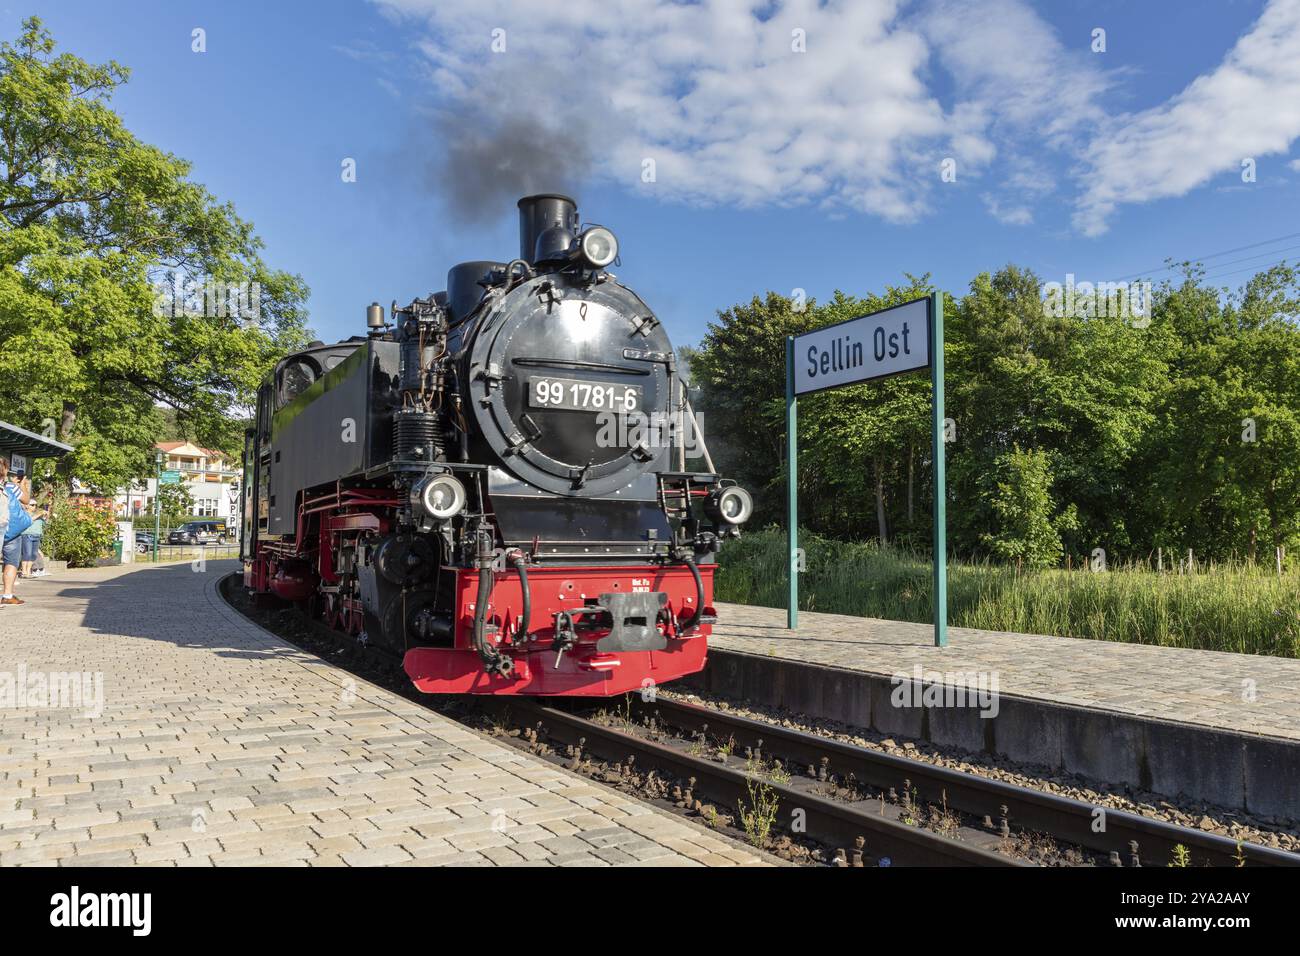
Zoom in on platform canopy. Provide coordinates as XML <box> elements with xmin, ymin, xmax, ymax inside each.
<box><xmin>0</xmin><ymin>419</ymin><xmax>73</xmax><ymax>461</ymax></box>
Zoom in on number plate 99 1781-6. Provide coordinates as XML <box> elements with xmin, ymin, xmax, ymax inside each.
<box><xmin>528</xmin><ymin>376</ymin><xmax>643</xmax><ymax>413</ymax></box>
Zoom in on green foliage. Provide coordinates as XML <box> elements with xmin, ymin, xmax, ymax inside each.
<box><xmin>0</xmin><ymin>18</ymin><xmax>309</xmax><ymax>493</ymax></box>
<box><xmin>716</xmin><ymin>530</ymin><xmax>1300</xmax><ymax>657</ymax></box>
<box><xmin>43</xmin><ymin>494</ymin><xmax>117</xmax><ymax>567</ymax></box>
<box><xmin>980</xmin><ymin>446</ymin><xmax>1077</xmax><ymax>569</ymax></box>
<box><xmin>737</xmin><ymin>775</ymin><xmax>780</xmax><ymax>849</ymax></box>
<box><xmin>690</xmin><ymin>291</ymin><xmax>818</xmax><ymax>524</ymax></box>
<box><xmin>155</xmin><ymin>483</ymin><xmax>194</xmax><ymax>527</ymax></box>
<box><xmin>691</xmin><ymin>260</ymin><xmax>1300</xmax><ymax>565</ymax></box>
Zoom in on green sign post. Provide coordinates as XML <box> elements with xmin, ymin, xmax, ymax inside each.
<box><xmin>153</xmin><ymin>453</ymin><xmax>165</xmax><ymax>562</ymax></box>
<box><xmin>785</xmin><ymin>336</ymin><xmax>799</xmax><ymax>628</ymax></box>
<box><xmin>785</xmin><ymin>293</ymin><xmax>948</xmax><ymax>647</ymax></box>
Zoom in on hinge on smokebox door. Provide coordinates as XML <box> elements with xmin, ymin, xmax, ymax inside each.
<box><xmin>630</xmin><ymin>315</ymin><xmax>659</xmax><ymax>337</ymax></box>
<box><xmin>503</xmin><ymin>416</ymin><xmax>542</xmax><ymax>458</ymax></box>
<box><xmin>478</xmin><ymin>362</ymin><xmax>505</xmax><ymax>406</ymax></box>
<box><xmin>622</xmin><ymin>347</ymin><xmax>673</xmax><ymax>365</ymax></box>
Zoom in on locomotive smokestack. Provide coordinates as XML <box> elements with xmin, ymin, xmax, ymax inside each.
<box><xmin>517</xmin><ymin>194</ymin><xmax>578</xmax><ymax>265</ymax></box>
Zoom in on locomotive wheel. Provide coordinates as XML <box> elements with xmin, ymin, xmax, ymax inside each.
<box><xmin>381</xmin><ymin>589</ymin><xmax>441</xmax><ymax>649</ymax></box>
<box><xmin>375</xmin><ymin>535</ymin><xmax>437</xmax><ymax>587</ymax></box>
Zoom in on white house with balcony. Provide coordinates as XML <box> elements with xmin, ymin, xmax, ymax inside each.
<box><xmin>114</xmin><ymin>441</ymin><xmax>242</xmax><ymax>525</ymax></box>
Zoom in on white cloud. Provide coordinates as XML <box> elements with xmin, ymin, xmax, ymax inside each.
<box><xmin>918</xmin><ymin>0</ymin><xmax>1108</xmax><ymax>150</ymax></box>
<box><xmin>1074</xmin><ymin>0</ymin><xmax>1300</xmax><ymax>236</ymax></box>
<box><xmin>914</xmin><ymin>0</ymin><xmax>1111</xmax><ymax>225</ymax></box>
<box><xmin>982</xmin><ymin>194</ymin><xmax>1033</xmax><ymax>226</ymax></box>
<box><xmin>375</xmin><ymin>0</ymin><xmax>1298</xmax><ymax>234</ymax></box>
<box><xmin>380</xmin><ymin>0</ymin><xmax>1109</xmax><ymax>223</ymax></box>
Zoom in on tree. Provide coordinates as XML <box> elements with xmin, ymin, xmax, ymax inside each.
<box><xmin>691</xmin><ymin>292</ymin><xmax>819</xmax><ymax>525</ymax></box>
<box><xmin>0</xmin><ymin>17</ymin><xmax>309</xmax><ymax>492</ymax></box>
<box><xmin>1142</xmin><ymin>264</ymin><xmax>1300</xmax><ymax>561</ymax></box>
<box><xmin>979</xmin><ymin>446</ymin><xmax>1077</xmax><ymax>569</ymax></box>
<box><xmin>688</xmin><ymin>254</ymin><xmax>1299</xmax><ymax>567</ymax></box>
<box><xmin>943</xmin><ymin>265</ymin><xmax>1168</xmax><ymax>561</ymax></box>
<box><xmin>156</xmin><ymin>482</ymin><xmax>194</xmax><ymax>528</ymax></box>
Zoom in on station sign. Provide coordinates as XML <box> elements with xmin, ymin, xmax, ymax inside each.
<box><xmin>785</xmin><ymin>293</ymin><xmax>947</xmax><ymax>646</ymax></box>
<box><xmin>792</xmin><ymin>297</ymin><xmax>931</xmax><ymax>396</ymax></box>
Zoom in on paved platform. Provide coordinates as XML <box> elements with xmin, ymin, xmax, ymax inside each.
<box><xmin>0</xmin><ymin>561</ymin><xmax>770</xmax><ymax>867</ymax></box>
<box><xmin>706</xmin><ymin>603</ymin><xmax>1300</xmax><ymax>818</ymax></box>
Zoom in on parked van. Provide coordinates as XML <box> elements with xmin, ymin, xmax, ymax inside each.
<box><xmin>168</xmin><ymin>520</ymin><xmax>230</xmax><ymax>545</ymax></box>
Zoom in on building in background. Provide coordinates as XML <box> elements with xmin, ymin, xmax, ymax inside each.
<box><xmin>114</xmin><ymin>441</ymin><xmax>241</xmax><ymax>526</ymax></box>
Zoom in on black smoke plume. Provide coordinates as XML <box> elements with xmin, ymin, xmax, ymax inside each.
<box><xmin>431</xmin><ymin>114</ymin><xmax>593</xmax><ymax>223</ymax></box>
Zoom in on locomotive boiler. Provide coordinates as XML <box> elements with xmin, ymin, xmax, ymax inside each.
<box><xmin>241</xmin><ymin>194</ymin><xmax>752</xmax><ymax>696</ymax></box>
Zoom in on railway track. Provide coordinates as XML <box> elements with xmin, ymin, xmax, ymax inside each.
<box><xmin>222</xmin><ymin>577</ymin><xmax>1300</xmax><ymax>868</ymax></box>
<box><xmin>594</xmin><ymin>695</ymin><xmax>1300</xmax><ymax>868</ymax></box>
<box><xmin>494</xmin><ymin>696</ymin><xmax>1023</xmax><ymax>867</ymax></box>
<box><xmin>230</xmin><ymin>584</ymin><xmax>1015</xmax><ymax>865</ymax></box>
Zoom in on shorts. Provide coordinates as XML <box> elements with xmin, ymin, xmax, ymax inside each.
<box><xmin>1</xmin><ymin>536</ymin><xmax>20</xmax><ymax>569</ymax></box>
<box><xmin>21</xmin><ymin>534</ymin><xmax>41</xmax><ymax>562</ymax></box>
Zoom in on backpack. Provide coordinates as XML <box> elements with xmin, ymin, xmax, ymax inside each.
<box><xmin>3</xmin><ymin>484</ymin><xmax>31</xmax><ymax>541</ymax></box>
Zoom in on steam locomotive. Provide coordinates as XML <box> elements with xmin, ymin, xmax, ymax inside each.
<box><xmin>241</xmin><ymin>195</ymin><xmax>752</xmax><ymax>696</ymax></box>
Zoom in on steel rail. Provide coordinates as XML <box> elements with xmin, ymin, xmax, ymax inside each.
<box><xmin>504</xmin><ymin>699</ymin><xmax>1025</xmax><ymax>867</ymax></box>
<box><xmin>634</xmin><ymin>696</ymin><xmax>1300</xmax><ymax>868</ymax></box>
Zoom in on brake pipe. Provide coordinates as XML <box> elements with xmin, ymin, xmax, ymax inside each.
<box><xmin>507</xmin><ymin>549</ymin><xmax>533</xmax><ymax>644</ymax></box>
<box><xmin>676</xmin><ymin>551</ymin><xmax>704</xmax><ymax>633</ymax></box>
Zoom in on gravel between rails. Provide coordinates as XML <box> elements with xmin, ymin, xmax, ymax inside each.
<box><xmin>665</xmin><ymin>686</ymin><xmax>1300</xmax><ymax>854</ymax></box>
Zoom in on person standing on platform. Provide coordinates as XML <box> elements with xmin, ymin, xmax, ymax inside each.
<box><xmin>19</xmin><ymin>483</ymin><xmax>49</xmax><ymax>579</ymax></box>
<box><xmin>0</xmin><ymin>456</ymin><xmax>32</xmax><ymax>606</ymax></box>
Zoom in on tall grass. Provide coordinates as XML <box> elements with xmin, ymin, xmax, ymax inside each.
<box><xmin>715</xmin><ymin>530</ymin><xmax>1300</xmax><ymax>657</ymax></box>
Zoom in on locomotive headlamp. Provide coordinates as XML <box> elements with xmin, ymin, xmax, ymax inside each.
<box><xmin>412</xmin><ymin>473</ymin><xmax>467</xmax><ymax>521</ymax></box>
<box><xmin>706</xmin><ymin>486</ymin><xmax>753</xmax><ymax>526</ymax></box>
<box><xmin>577</xmin><ymin>227</ymin><xmax>618</xmax><ymax>269</ymax></box>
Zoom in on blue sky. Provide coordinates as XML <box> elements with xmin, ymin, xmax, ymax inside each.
<box><xmin>10</xmin><ymin>0</ymin><xmax>1300</xmax><ymax>348</ymax></box>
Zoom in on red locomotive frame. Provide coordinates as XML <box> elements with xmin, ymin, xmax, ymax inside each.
<box><xmin>244</xmin><ymin>483</ymin><xmax>715</xmax><ymax>696</ymax></box>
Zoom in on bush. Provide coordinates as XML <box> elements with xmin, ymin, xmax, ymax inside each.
<box><xmin>44</xmin><ymin>496</ymin><xmax>118</xmax><ymax>567</ymax></box>
<box><xmin>715</xmin><ymin>528</ymin><xmax>1300</xmax><ymax>657</ymax></box>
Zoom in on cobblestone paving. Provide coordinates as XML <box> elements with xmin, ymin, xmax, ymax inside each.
<box><xmin>0</xmin><ymin>561</ymin><xmax>769</xmax><ymax>867</ymax></box>
<box><xmin>712</xmin><ymin>602</ymin><xmax>1300</xmax><ymax>740</ymax></box>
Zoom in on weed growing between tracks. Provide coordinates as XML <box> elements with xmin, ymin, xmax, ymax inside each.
<box><xmin>738</xmin><ymin>776</ymin><xmax>780</xmax><ymax>849</ymax></box>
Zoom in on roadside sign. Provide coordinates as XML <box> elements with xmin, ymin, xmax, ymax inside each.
<box><xmin>9</xmin><ymin>453</ymin><xmax>26</xmax><ymax>473</ymax></box>
<box><xmin>159</xmin><ymin>470</ymin><xmax>182</xmax><ymax>485</ymax></box>
<box><xmin>792</xmin><ymin>297</ymin><xmax>931</xmax><ymax>395</ymax></box>
<box><xmin>786</xmin><ymin>293</ymin><xmax>947</xmax><ymax>647</ymax></box>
